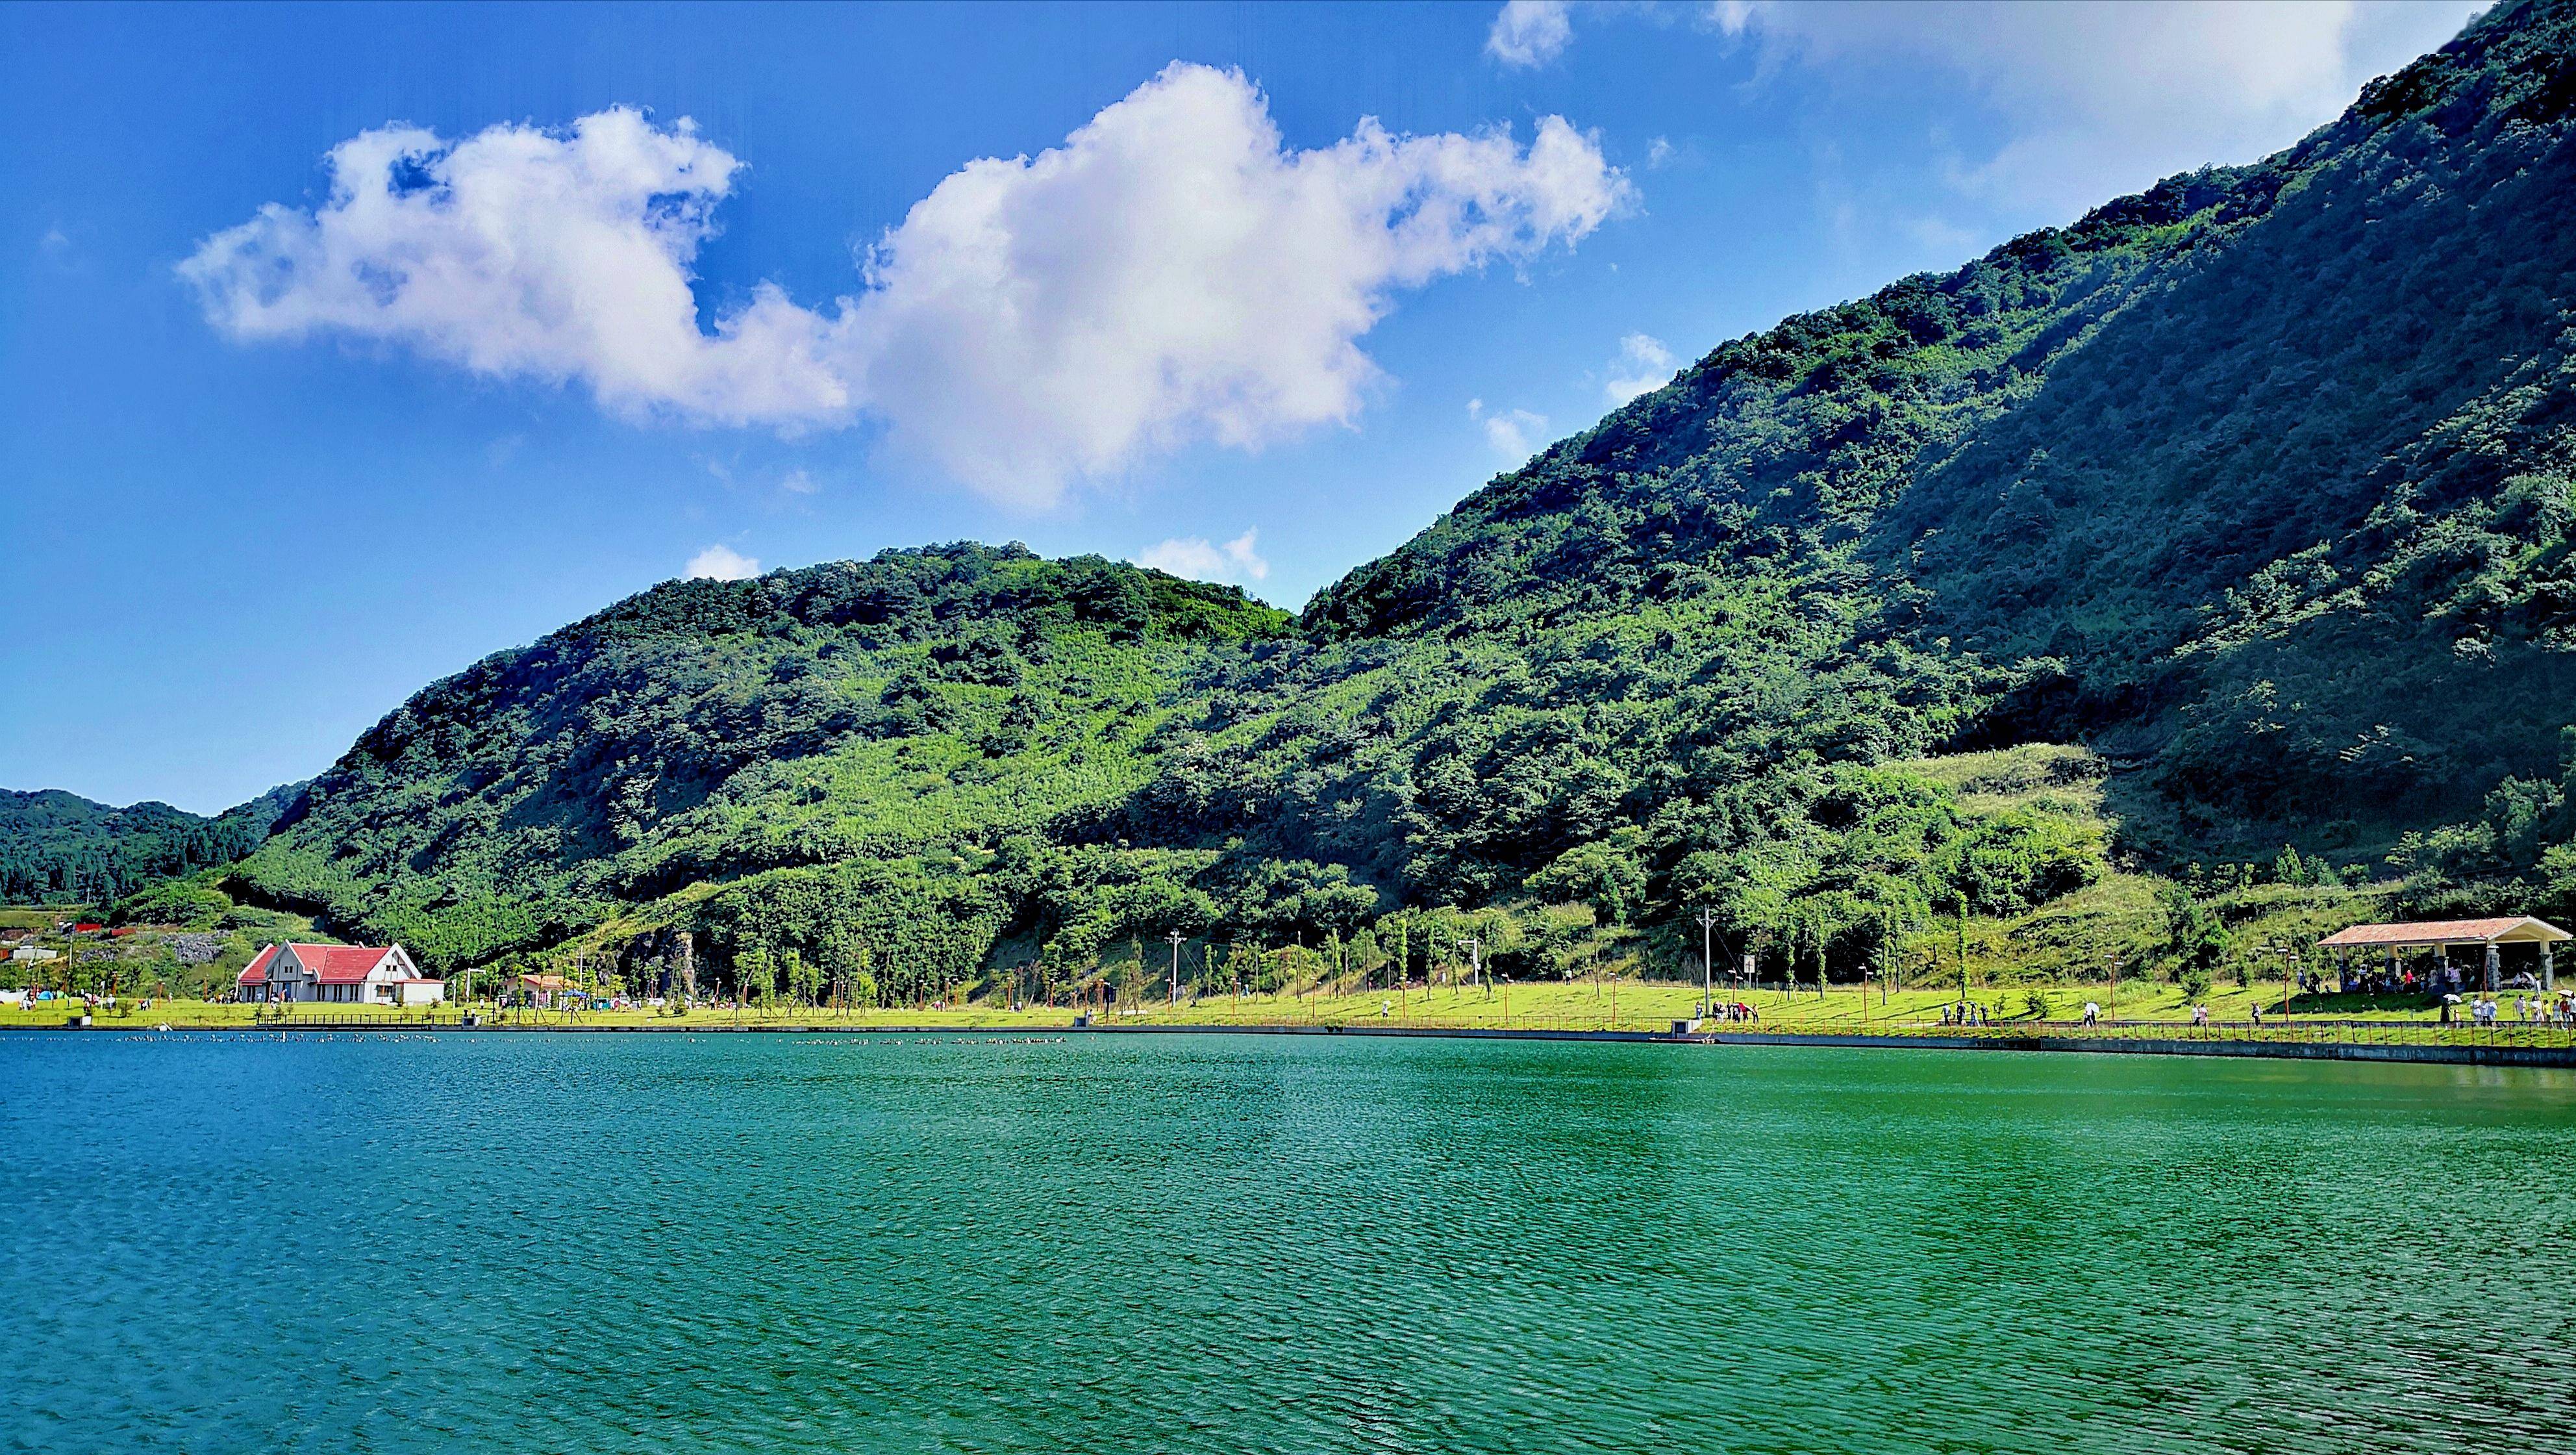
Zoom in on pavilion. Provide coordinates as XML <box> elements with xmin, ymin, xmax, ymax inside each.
<box><xmin>2314</xmin><ymin>917</ymin><xmax>2569</xmax><ymax>993</ymax></box>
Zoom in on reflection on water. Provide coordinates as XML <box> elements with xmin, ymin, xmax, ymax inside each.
<box><xmin>3</xmin><ymin>1032</ymin><xmax>2570</xmax><ymax>1453</ymax></box>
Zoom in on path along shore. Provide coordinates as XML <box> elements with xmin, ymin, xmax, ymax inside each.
<box><xmin>12</xmin><ymin>1007</ymin><xmax>2576</xmax><ymax>1068</ymax></box>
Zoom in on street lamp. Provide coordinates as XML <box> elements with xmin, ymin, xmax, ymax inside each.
<box><xmin>2257</xmin><ymin>941</ymin><xmax>2301</xmax><ymax>1026</ymax></box>
<box><xmin>1166</xmin><ymin>930</ymin><xmax>1184</xmax><ymax>1009</ymax></box>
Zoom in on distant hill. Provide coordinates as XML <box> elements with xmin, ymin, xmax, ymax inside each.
<box><xmin>236</xmin><ymin>546</ymin><xmax>1292</xmax><ymax>979</ymax></box>
<box><xmin>232</xmin><ymin>0</ymin><xmax>2576</xmax><ymax>997</ymax></box>
<box><xmin>0</xmin><ymin>782</ymin><xmax>299</xmax><ymax>904</ymax></box>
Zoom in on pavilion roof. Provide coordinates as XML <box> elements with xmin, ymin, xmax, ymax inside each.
<box><xmin>2316</xmin><ymin>917</ymin><xmax>2571</xmax><ymax>948</ymax></box>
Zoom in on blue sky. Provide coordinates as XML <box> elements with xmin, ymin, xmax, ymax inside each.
<box><xmin>0</xmin><ymin>0</ymin><xmax>2484</xmax><ymax>813</ymax></box>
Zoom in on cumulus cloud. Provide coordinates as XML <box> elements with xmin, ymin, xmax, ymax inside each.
<box><xmin>1603</xmin><ymin>332</ymin><xmax>1678</xmax><ymax>403</ymax></box>
<box><xmin>179</xmin><ymin>109</ymin><xmax>850</xmax><ymax>427</ymax></box>
<box><xmin>848</xmin><ymin>64</ymin><xmax>1626</xmax><ymax>502</ymax></box>
<box><xmin>182</xmin><ymin>65</ymin><xmax>1628</xmax><ymax>507</ymax></box>
<box><xmin>1133</xmin><ymin>529</ymin><xmax>1269</xmax><ymax>585</ymax></box>
<box><xmin>1487</xmin><ymin>0</ymin><xmax>1575</xmax><ymax>67</ymax></box>
<box><xmin>1468</xmin><ymin>398</ymin><xmax>1549</xmax><ymax>463</ymax></box>
<box><xmin>684</xmin><ymin>544</ymin><xmax>762</xmax><ymax>581</ymax></box>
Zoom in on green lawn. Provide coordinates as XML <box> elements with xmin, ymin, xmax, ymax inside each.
<box><xmin>10</xmin><ymin>976</ymin><xmax>2560</xmax><ymax>1043</ymax></box>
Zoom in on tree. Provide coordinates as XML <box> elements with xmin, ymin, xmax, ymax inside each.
<box><xmin>2273</xmin><ymin>845</ymin><xmax>2312</xmax><ymax>887</ymax></box>
<box><xmin>783</xmin><ymin>947</ymin><xmax>821</xmax><ymax>1006</ymax></box>
<box><xmin>736</xmin><ymin>946</ymin><xmax>774</xmax><ymax>1006</ymax></box>
<box><xmin>2159</xmin><ymin>883</ymin><xmax>2229</xmax><ymax>983</ymax></box>
<box><xmin>1528</xmin><ymin>838</ymin><xmax>1645</xmax><ymax>926</ymax></box>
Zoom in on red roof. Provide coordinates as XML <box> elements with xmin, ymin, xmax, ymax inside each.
<box><xmin>294</xmin><ymin>943</ymin><xmax>395</xmax><ymax>983</ymax></box>
<box><xmin>236</xmin><ymin>943</ymin><xmax>401</xmax><ymax>984</ymax></box>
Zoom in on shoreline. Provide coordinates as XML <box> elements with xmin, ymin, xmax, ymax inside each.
<box><xmin>12</xmin><ymin>1017</ymin><xmax>2575</xmax><ymax>1068</ymax></box>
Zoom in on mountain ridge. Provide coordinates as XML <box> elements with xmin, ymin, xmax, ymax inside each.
<box><xmin>155</xmin><ymin>0</ymin><xmax>2576</xmax><ymax>998</ymax></box>
<box><xmin>0</xmin><ymin>783</ymin><xmax>301</xmax><ymax>904</ymax></box>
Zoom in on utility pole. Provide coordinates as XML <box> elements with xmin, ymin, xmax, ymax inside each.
<box><xmin>1956</xmin><ymin>898</ymin><xmax>1971</xmax><ymax>1010</ymax></box>
<box><xmin>1454</xmin><ymin>935</ymin><xmax>1484</xmax><ymax>998</ymax></box>
<box><xmin>1697</xmin><ymin>907</ymin><xmax>1717</xmax><ymax>1020</ymax></box>
<box><xmin>1167</xmin><ymin>930</ymin><xmax>1184</xmax><ymax>1009</ymax></box>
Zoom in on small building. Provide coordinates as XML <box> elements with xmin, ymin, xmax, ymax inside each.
<box><xmin>2315</xmin><ymin>917</ymin><xmax>2569</xmax><ymax>993</ymax></box>
<box><xmin>235</xmin><ymin>943</ymin><xmax>445</xmax><ymax>1006</ymax></box>
<box><xmin>9</xmin><ymin>944</ymin><xmax>59</xmax><ymax>963</ymax></box>
<box><xmin>510</xmin><ymin>972</ymin><xmax>571</xmax><ymax>1007</ymax></box>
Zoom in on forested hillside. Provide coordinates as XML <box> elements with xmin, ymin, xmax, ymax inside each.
<box><xmin>0</xmin><ymin>785</ymin><xmax>295</xmax><ymax>904</ymax></box>
<box><xmin>225</xmin><ymin>0</ymin><xmax>2576</xmax><ymax>1003</ymax></box>
<box><xmin>234</xmin><ymin>546</ymin><xmax>1292</xmax><ymax>982</ymax></box>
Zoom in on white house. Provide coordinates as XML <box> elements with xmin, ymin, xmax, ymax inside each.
<box><xmin>236</xmin><ymin>943</ymin><xmax>444</xmax><ymax>1006</ymax></box>
<box><xmin>9</xmin><ymin>945</ymin><xmax>60</xmax><ymax>963</ymax></box>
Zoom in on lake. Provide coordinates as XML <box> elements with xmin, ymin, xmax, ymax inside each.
<box><xmin>2</xmin><ymin>1031</ymin><xmax>2570</xmax><ymax>1454</ymax></box>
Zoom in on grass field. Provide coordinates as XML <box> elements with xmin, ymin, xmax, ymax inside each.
<box><xmin>11</xmin><ymin>976</ymin><xmax>2564</xmax><ymax>1045</ymax></box>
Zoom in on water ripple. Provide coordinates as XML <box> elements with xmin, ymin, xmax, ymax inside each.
<box><xmin>1</xmin><ymin>1033</ymin><xmax>2570</xmax><ymax>1453</ymax></box>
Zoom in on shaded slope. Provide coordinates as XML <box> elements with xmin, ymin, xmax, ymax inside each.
<box><xmin>1896</xmin><ymin>0</ymin><xmax>2576</xmax><ymax>844</ymax></box>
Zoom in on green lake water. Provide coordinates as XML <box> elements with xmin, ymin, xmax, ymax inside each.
<box><xmin>2</xmin><ymin>1031</ymin><xmax>2570</xmax><ymax>1453</ymax></box>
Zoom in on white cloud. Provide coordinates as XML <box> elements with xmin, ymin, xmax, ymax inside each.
<box><xmin>1469</xmin><ymin>398</ymin><xmax>1548</xmax><ymax>462</ymax></box>
<box><xmin>1132</xmin><ymin>528</ymin><xmax>1269</xmax><ymax>585</ymax></box>
<box><xmin>779</xmin><ymin>468</ymin><xmax>819</xmax><ymax>495</ymax></box>
<box><xmin>179</xmin><ymin>109</ymin><xmax>851</xmax><ymax>427</ymax></box>
<box><xmin>1486</xmin><ymin>1</ymin><xmax>2482</xmax><ymax>218</ymax></box>
<box><xmin>1603</xmin><ymin>332</ymin><xmax>1678</xmax><ymax>403</ymax></box>
<box><xmin>1488</xmin><ymin>0</ymin><xmax>1575</xmax><ymax>67</ymax></box>
<box><xmin>1644</xmin><ymin>136</ymin><xmax>1676</xmax><ymax>168</ymax></box>
<box><xmin>684</xmin><ymin>544</ymin><xmax>762</xmax><ymax>581</ymax></box>
<box><xmin>848</xmin><ymin>64</ymin><xmax>1627</xmax><ymax>504</ymax></box>
<box><xmin>183</xmin><ymin>65</ymin><xmax>1628</xmax><ymax>509</ymax></box>
<box><xmin>1705</xmin><ymin>1</ymin><xmax>2488</xmax><ymax>216</ymax></box>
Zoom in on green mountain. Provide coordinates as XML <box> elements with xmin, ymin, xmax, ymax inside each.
<box><xmin>232</xmin><ymin>0</ymin><xmax>2576</xmax><ymax>998</ymax></box>
<box><xmin>0</xmin><ymin>783</ymin><xmax>297</xmax><ymax>904</ymax></box>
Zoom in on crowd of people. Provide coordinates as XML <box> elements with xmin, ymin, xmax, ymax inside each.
<box><xmin>2455</xmin><ymin>993</ymin><xmax>2576</xmax><ymax>1027</ymax></box>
